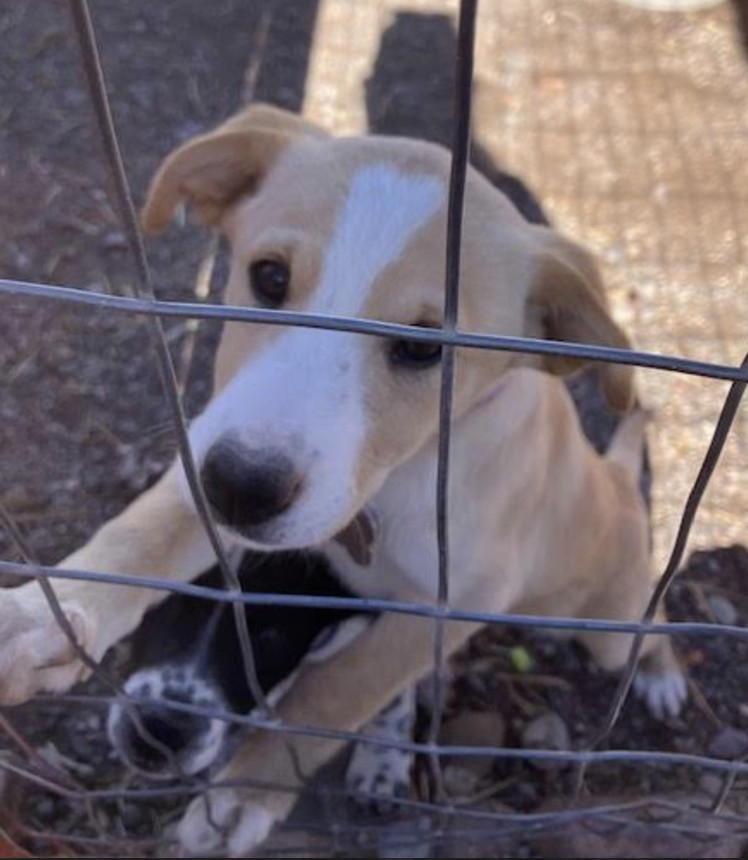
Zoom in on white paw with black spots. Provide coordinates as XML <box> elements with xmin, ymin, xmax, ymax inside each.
<box><xmin>634</xmin><ymin>668</ymin><xmax>688</xmax><ymax>720</ymax></box>
<box><xmin>345</xmin><ymin>688</ymin><xmax>415</xmax><ymax>816</ymax></box>
<box><xmin>346</xmin><ymin>742</ymin><xmax>412</xmax><ymax>816</ymax></box>
<box><xmin>177</xmin><ymin>788</ymin><xmax>276</xmax><ymax>857</ymax></box>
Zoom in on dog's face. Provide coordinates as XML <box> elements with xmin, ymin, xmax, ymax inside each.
<box><xmin>143</xmin><ymin>105</ymin><xmax>633</xmax><ymax>550</ymax></box>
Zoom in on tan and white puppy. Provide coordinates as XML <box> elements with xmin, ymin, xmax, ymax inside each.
<box><xmin>0</xmin><ymin>105</ymin><xmax>685</xmax><ymax>855</ymax></box>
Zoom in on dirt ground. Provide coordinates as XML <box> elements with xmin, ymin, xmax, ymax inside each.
<box><xmin>3</xmin><ymin>0</ymin><xmax>748</xmax><ymax>857</ymax></box>
<box><xmin>6</xmin><ymin>545</ymin><xmax>748</xmax><ymax>858</ymax></box>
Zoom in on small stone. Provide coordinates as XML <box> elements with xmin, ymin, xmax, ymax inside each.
<box><xmin>708</xmin><ymin>595</ymin><xmax>738</xmax><ymax>626</ymax></box>
<box><xmin>708</xmin><ymin>727</ymin><xmax>748</xmax><ymax>759</ymax></box>
<box><xmin>35</xmin><ymin>797</ymin><xmax>56</xmax><ymax>821</ymax></box>
<box><xmin>438</xmin><ymin>711</ymin><xmax>506</xmax><ymax>777</ymax></box>
<box><xmin>699</xmin><ymin>773</ymin><xmax>725</xmax><ymax>797</ymax></box>
<box><xmin>521</xmin><ymin>711</ymin><xmax>571</xmax><ymax>770</ymax></box>
<box><xmin>12</xmin><ymin>250</ymin><xmax>30</xmax><ymax>272</ymax></box>
<box><xmin>515</xmin><ymin>781</ymin><xmax>538</xmax><ymax>805</ymax></box>
<box><xmin>119</xmin><ymin>802</ymin><xmax>146</xmax><ymax>831</ymax></box>
<box><xmin>442</xmin><ymin>764</ymin><xmax>482</xmax><ymax>799</ymax></box>
<box><xmin>102</xmin><ymin>231</ymin><xmax>127</xmax><ymax>250</ymax></box>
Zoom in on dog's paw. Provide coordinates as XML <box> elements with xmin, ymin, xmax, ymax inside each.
<box><xmin>346</xmin><ymin>741</ymin><xmax>412</xmax><ymax>816</ymax></box>
<box><xmin>0</xmin><ymin>586</ymin><xmax>93</xmax><ymax>705</ymax></box>
<box><xmin>177</xmin><ymin>788</ymin><xmax>276</xmax><ymax>857</ymax></box>
<box><xmin>345</xmin><ymin>689</ymin><xmax>415</xmax><ymax>816</ymax></box>
<box><xmin>634</xmin><ymin>667</ymin><xmax>688</xmax><ymax>720</ymax></box>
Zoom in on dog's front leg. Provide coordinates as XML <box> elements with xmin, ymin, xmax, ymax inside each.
<box><xmin>0</xmin><ymin>464</ymin><xmax>215</xmax><ymax>704</ymax></box>
<box><xmin>177</xmin><ymin>611</ymin><xmax>479</xmax><ymax>857</ymax></box>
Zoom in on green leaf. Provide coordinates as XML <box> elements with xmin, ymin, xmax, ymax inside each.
<box><xmin>509</xmin><ymin>645</ymin><xmax>534</xmax><ymax>674</ymax></box>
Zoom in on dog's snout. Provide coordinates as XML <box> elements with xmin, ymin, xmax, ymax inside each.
<box><xmin>111</xmin><ymin>702</ymin><xmax>211</xmax><ymax>776</ymax></box>
<box><xmin>201</xmin><ymin>441</ymin><xmax>303</xmax><ymax>529</ymax></box>
<box><xmin>128</xmin><ymin>707</ymin><xmax>193</xmax><ymax>770</ymax></box>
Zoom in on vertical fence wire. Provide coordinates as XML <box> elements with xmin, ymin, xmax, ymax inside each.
<box><xmin>427</xmin><ymin>0</ymin><xmax>478</xmax><ymax>802</ymax></box>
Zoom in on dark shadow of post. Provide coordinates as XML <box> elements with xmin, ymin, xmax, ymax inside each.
<box><xmin>364</xmin><ymin>11</ymin><xmax>549</xmax><ymax>226</ymax></box>
<box><xmin>731</xmin><ymin>0</ymin><xmax>748</xmax><ymax>60</ymax></box>
<box><xmin>251</xmin><ymin>0</ymin><xmax>321</xmax><ymax>111</ymax></box>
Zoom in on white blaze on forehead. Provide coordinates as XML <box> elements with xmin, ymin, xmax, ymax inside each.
<box><xmin>186</xmin><ymin>163</ymin><xmax>444</xmax><ymax>544</ymax></box>
<box><xmin>314</xmin><ymin>163</ymin><xmax>444</xmax><ymax>315</ymax></box>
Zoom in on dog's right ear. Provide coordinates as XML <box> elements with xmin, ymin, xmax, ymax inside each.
<box><xmin>141</xmin><ymin>104</ymin><xmax>328</xmax><ymax>234</ymax></box>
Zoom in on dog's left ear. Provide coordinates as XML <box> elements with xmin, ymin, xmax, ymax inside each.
<box><xmin>527</xmin><ymin>228</ymin><xmax>634</xmax><ymax>411</ymax></box>
<box><xmin>141</xmin><ymin>104</ymin><xmax>328</xmax><ymax>234</ymax></box>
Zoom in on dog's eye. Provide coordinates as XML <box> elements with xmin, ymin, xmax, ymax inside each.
<box><xmin>389</xmin><ymin>332</ymin><xmax>442</xmax><ymax>368</ymax></box>
<box><xmin>249</xmin><ymin>259</ymin><xmax>290</xmax><ymax>307</ymax></box>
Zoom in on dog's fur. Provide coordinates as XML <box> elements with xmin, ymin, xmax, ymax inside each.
<box><xmin>107</xmin><ymin>551</ymin><xmax>417</xmax><ymax>809</ymax></box>
<box><xmin>0</xmin><ymin>105</ymin><xmax>686</xmax><ymax>856</ymax></box>
<box><xmin>107</xmin><ymin>552</ymin><xmax>367</xmax><ymax>778</ymax></box>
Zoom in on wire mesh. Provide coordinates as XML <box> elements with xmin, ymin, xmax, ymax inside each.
<box><xmin>2</xmin><ymin>0</ymin><xmax>748</xmax><ymax>856</ymax></box>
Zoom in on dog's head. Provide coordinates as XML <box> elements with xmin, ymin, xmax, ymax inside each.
<box><xmin>143</xmin><ymin>104</ymin><xmax>633</xmax><ymax>550</ymax></box>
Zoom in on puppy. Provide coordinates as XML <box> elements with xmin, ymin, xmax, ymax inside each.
<box><xmin>0</xmin><ymin>105</ymin><xmax>686</xmax><ymax>856</ymax></box>
<box><xmin>107</xmin><ymin>549</ymin><xmax>417</xmax><ymax>808</ymax></box>
<box><xmin>107</xmin><ymin>551</ymin><xmax>366</xmax><ymax>778</ymax></box>
<box><xmin>108</xmin><ymin>162</ymin><xmax>643</xmax><ymax>802</ymax></box>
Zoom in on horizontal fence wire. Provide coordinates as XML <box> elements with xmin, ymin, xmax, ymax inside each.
<box><xmin>3</xmin><ymin>276</ymin><xmax>748</xmax><ymax>383</ymax></box>
<box><xmin>427</xmin><ymin>0</ymin><xmax>478</xmax><ymax>804</ymax></box>
<box><xmin>2</xmin><ymin>0</ymin><xmax>748</xmax><ymax>855</ymax></box>
<box><xmin>5</xmin><ymin>556</ymin><xmax>748</xmax><ymax>640</ymax></box>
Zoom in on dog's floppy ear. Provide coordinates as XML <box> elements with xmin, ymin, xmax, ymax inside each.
<box><xmin>141</xmin><ymin>104</ymin><xmax>328</xmax><ymax>234</ymax></box>
<box><xmin>527</xmin><ymin>228</ymin><xmax>634</xmax><ymax>411</ymax></box>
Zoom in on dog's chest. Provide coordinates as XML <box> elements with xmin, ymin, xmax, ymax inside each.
<box><xmin>324</xmin><ymin>384</ymin><xmax>553</xmax><ymax>610</ymax></box>
<box><xmin>324</xmin><ymin>448</ymin><xmax>494</xmax><ymax>605</ymax></box>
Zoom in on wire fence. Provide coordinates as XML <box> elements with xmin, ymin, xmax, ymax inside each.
<box><xmin>2</xmin><ymin>0</ymin><xmax>748</xmax><ymax>856</ymax></box>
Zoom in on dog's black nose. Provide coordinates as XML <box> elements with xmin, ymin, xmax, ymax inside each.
<box><xmin>118</xmin><ymin>705</ymin><xmax>207</xmax><ymax>774</ymax></box>
<box><xmin>201</xmin><ymin>441</ymin><xmax>303</xmax><ymax>528</ymax></box>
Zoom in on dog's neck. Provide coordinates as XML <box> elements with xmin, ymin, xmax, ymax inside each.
<box><xmin>463</xmin><ymin>374</ymin><xmax>512</xmax><ymax>418</ymax></box>
<box><xmin>326</xmin><ymin>369</ymin><xmax>541</xmax><ymax>604</ymax></box>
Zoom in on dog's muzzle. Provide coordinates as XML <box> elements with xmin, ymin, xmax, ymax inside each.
<box><xmin>108</xmin><ymin>669</ymin><xmax>230</xmax><ymax>778</ymax></box>
<box><xmin>200</xmin><ymin>439</ymin><xmax>303</xmax><ymax>531</ymax></box>
<box><xmin>114</xmin><ymin>703</ymin><xmax>208</xmax><ymax>775</ymax></box>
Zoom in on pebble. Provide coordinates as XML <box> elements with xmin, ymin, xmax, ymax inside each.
<box><xmin>708</xmin><ymin>726</ymin><xmax>748</xmax><ymax>759</ymax></box>
<box><xmin>102</xmin><ymin>230</ymin><xmax>127</xmax><ymax>250</ymax></box>
<box><xmin>438</xmin><ymin>710</ymin><xmax>506</xmax><ymax>777</ymax></box>
<box><xmin>442</xmin><ymin>764</ymin><xmax>482</xmax><ymax>798</ymax></box>
<box><xmin>35</xmin><ymin>797</ymin><xmax>56</xmax><ymax>821</ymax></box>
<box><xmin>699</xmin><ymin>773</ymin><xmax>724</xmax><ymax>797</ymax></box>
<box><xmin>119</xmin><ymin>802</ymin><xmax>147</xmax><ymax>831</ymax></box>
<box><xmin>707</xmin><ymin>594</ymin><xmax>738</xmax><ymax>626</ymax></box>
<box><xmin>521</xmin><ymin>711</ymin><xmax>571</xmax><ymax>770</ymax></box>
